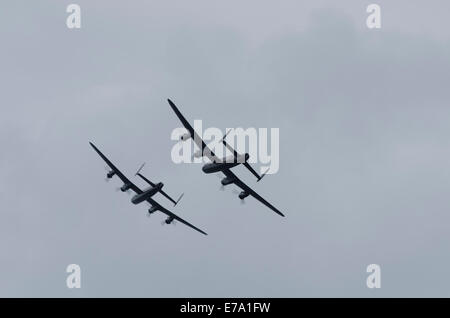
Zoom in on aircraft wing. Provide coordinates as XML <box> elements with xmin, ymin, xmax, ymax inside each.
<box><xmin>146</xmin><ymin>197</ymin><xmax>208</xmax><ymax>236</ymax></box>
<box><xmin>90</xmin><ymin>142</ymin><xmax>143</xmax><ymax>194</ymax></box>
<box><xmin>167</xmin><ymin>99</ymin><xmax>221</xmax><ymax>163</ymax></box>
<box><xmin>222</xmin><ymin>169</ymin><xmax>285</xmax><ymax>217</ymax></box>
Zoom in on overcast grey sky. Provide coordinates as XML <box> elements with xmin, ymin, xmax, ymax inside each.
<box><xmin>1</xmin><ymin>1</ymin><xmax>450</xmax><ymax>297</ymax></box>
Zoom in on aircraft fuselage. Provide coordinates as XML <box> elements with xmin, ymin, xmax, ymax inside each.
<box><xmin>131</xmin><ymin>182</ymin><xmax>163</xmax><ymax>204</ymax></box>
<box><xmin>202</xmin><ymin>162</ymin><xmax>240</xmax><ymax>174</ymax></box>
<box><xmin>202</xmin><ymin>153</ymin><xmax>249</xmax><ymax>174</ymax></box>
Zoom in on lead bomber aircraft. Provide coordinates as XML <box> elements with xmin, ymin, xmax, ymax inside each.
<box><xmin>90</xmin><ymin>142</ymin><xmax>207</xmax><ymax>235</ymax></box>
<box><xmin>167</xmin><ymin>99</ymin><xmax>284</xmax><ymax>217</ymax></box>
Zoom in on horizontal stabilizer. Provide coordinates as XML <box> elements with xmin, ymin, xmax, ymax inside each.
<box><xmin>137</xmin><ymin>172</ymin><xmax>156</xmax><ymax>188</ymax></box>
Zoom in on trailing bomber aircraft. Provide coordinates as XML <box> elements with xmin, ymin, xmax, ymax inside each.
<box><xmin>167</xmin><ymin>99</ymin><xmax>284</xmax><ymax>217</ymax></box>
<box><xmin>89</xmin><ymin>142</ymin><xmax>207</xmax><ymax>235</ymax></box>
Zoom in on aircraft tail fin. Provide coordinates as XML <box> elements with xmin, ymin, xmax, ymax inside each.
<box><xmin>135</xmin><ymin>162</ymin><xmax>146</xmax><ymax>176</ymax></box>
<box><xmin>256</xmin><ymin>167</ymin><xmax>270</xmax><ymax>182</ymax></box>
<box><xmin>174</xmin><ymin>193</ymin><xmax>184</xmax><ymax>206</ymax></box>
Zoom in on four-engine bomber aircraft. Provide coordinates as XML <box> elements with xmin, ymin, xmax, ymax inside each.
<box><xmin>167</xmin><ymin>99</ymin><xmax>284</xmax><ymax>217</ymax></box>
<box><xmin>90</xmin><ymin>142</ymin><xmax>207</xmax><ymax>235</ymax></box>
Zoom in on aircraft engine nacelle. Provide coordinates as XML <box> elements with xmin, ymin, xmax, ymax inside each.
<box><xmin>165</xmin><ymin>216</ymin><xmax>174</xmax><ymax>224</ymax></box>
<box><xmin>107</xmin><ymin>171</ymin><xmax>115</xmax><ymax>179</ymax></box>
<box><xmin>121</xmin><ymin>183</ymin><xmax>132</xmax><ymax>192</ymax></box>
<box><xmin>180</xmin><ymin>132</ymin><xmax>191</xmax><ymax>141</ymax></box>
<box><xmin>239</xmin><ymin>191</ymin><xmax>249</xmax><ymax>200</ymax></box>
<box><xmin>221</xmin><ymin>177</ymin><xmax>235</xmax><ymax>186</ymax></box>
<box><xmin>148</xmin><ymin>206</ymin><xmax>158</xmax><ymax>214</ymax></box>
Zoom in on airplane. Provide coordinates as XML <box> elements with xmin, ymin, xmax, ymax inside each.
<box><xmin>167</xmin><ymin>98</ymin><xmax>285</xmax><ymax>217</ymax></box>
<box><xmin>89</xmin><ymin>142</ymin><xmax>207</xmax><ymax>235</ymax></box>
